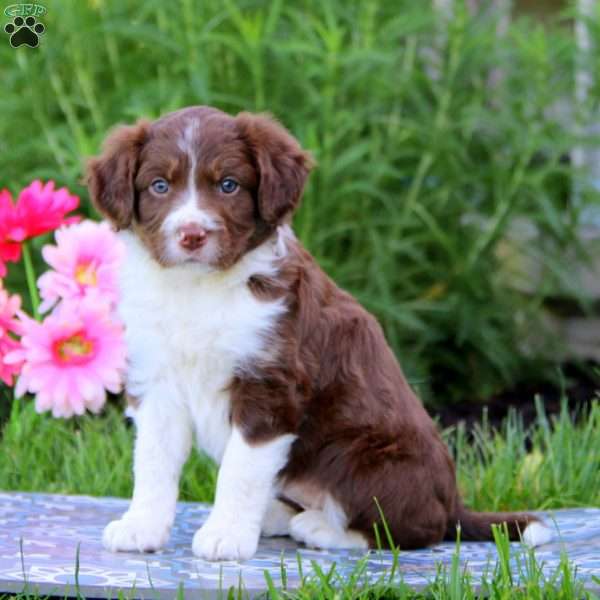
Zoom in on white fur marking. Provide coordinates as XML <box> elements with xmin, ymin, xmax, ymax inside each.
<box><xmin>290</xmin><ymin>509</ymin><xmax>369</xmax><ymax>550</ymax></box>
<box><xmin>162</xmin><ymin>200</ymin><xmax>221</xmax><ymax>237</ymax></box>
<box><xmin>177</xmin><ymin>120</ymin><xmax>200</xmax><ymax>158</ymax></box>
<box><xmin>522</xmin><ymin>521</ymin><xmax>553</xmax><ymax>547</ymax></box>
<box><xmin>323</xmin><ymin>494</ymin><xmax>348</xmax><ymax>531</ymax></box>
<box><xmin>163</xmin><ymin>120</ymin><xmax>223</xmax><ymax>264</ymax></box>
<box><xmin>118</xmin><ymin>231</ymin><xmax>287</xmax><ymax>463</ymax></box>
<box><xmin>193</xmin><ymin>428</ymin><xmax>296</xmax><ymax>560</ymax></box>
<box><xmin>286</xmin><ymin>494</ymin><xmax>369</xmax><ymax>550</ymax></box>
<box><xmin>274</xmin><ymin>224</ymin><xmax>295</xmax><ymax>258</ymax></box>
<box><xmin>103</xmin><ymin>386</ymin><xmax>193</xmax><ymax>552</ymax></box>
<box><xmin>106</xmin><ymin>230</ymin><xmax>288</xmax><ymax>556</ymax></box>
<box><xmin>261</xmin><ymin>499</ymin><xmax>297</xmax><ymax>537</ymax></box>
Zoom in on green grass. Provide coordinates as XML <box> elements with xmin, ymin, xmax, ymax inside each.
<box><xmin>2</xmin><ymin>397</ymin><xmax>598</xmax><ymax>510</ymax></box>
<box><xmin>452</xmin><ymin>397</ymin><xmax>600</xmax><ymax>510</ymax></box>
<box><xmin>0</xmin><ymin>398</ymin><xmax>217</xmax><ymax>502</ymax></box>
<box><xmin>1</xmin><ymin>0</ymin><xmax>599</xmax><ymax>404</ymax></box>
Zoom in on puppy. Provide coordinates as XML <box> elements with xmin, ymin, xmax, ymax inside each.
<box><xmin>87</xmin><ymin>106</ymin><xmax>551</xmax><ymax>561</ymax></box>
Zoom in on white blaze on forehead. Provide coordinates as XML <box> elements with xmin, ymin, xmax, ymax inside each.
<box><xmin>178</xmin><ymin>119</ymin><xmax>200</xmax><ymax>210</ymax></box>
<box><xmin>177</xmin><ymin>119</ymin><xmax>200</xmax><ymax>158</ymax></box>
<box><xmin>162</xmin><ymin>118</ymin><xmax>221</xmax><ymax>237</ymax></box>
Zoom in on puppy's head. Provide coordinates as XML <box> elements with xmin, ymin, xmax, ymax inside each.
<box><xmin>86</xmin><ymin>106</ymin><xmax>313</xmax><ymax>269</ymax></box>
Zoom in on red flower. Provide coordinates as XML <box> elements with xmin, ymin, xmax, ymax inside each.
<box><xmin>0</xmin><ymin>181</ymin><xmax>80</xmax><ymax>276</ymax></box>
<box><xmin>15</xmin><ymin>180</ymin><xmax>80</xmax><ymax>238</ymax></box>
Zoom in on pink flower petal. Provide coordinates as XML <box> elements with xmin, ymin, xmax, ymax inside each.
<box><xmin>38</xmin><ymin>220</ymin><xmax>125</xmax><ymax>311</ymax></box>
<box><xmin>15</xmin><ymin>295</ymin><xmax>127</xmax><ymax>418</ymax></box>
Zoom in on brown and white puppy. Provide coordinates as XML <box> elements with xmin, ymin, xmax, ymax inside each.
<box><xmin>87</xmin><ymin>106</ymin><xmax>551</xmax><ymax>561</ymax></box>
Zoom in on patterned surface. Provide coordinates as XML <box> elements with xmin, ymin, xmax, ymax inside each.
<box><xmin>0</xmin><ymin>492</ymin><xmax>599</xmax><ymax>598</ymax></box>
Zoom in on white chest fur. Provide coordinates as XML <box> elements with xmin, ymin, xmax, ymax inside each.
<box><xmin>117</xmin><ymin>230</ymin><xmax>287</xmax><ymax>463</ymax></box>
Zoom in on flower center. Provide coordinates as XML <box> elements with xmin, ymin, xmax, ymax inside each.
<box><xmin>53</xmin><ymin>332</ymin><xmax>94</xmax><ymax>364</ymax></box>
<box><xmin>75</xmin><ymin>262</ymin><xmax>98</xmax><ymax>286</ymax></box>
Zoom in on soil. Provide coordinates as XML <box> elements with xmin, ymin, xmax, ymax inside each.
<box><xmin>432</xmin><ymin>361</ymin><xmax>599</xmax><ymax>432</ymax></box>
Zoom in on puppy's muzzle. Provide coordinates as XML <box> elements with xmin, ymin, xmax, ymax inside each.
<box><xmin>178</xmin><ymin>223</ymin><xmax>208</xmax><ymax>252</ymax></box>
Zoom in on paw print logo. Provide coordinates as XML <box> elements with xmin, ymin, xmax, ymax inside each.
<box><xmin>4</xmin><ymin>15</ymin><xmax>45</xmax><ymax>48</ymax></box>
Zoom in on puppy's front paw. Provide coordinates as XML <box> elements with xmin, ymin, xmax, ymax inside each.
<box><xmin>103</xmin><ymin>512</ymin><xmax>171</xmax><ymax>553</ymax></box>
<box><xmin>192</xmin><ymin>522</ymin><xmax>258</xmax><ymax>561</ymax></box>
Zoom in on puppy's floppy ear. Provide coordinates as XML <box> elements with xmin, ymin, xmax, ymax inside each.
<box><xmin>237</xmin><ymin>112</ymin><xmax>314</xmax><ymax>225</ymax></box>
<box><xmin>86</xmin><ymin>120</ymin><xmax>150</xmax><ymax>230</ymax></box>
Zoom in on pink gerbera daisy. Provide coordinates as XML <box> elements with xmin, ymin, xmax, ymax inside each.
<box><xmin>0</xmin><ymin>283</ymin><xmax>23</xmax><ymax>386</ymax></box>
<box><xmin>38</xmin><ymin>221</ymin><xmax>125</xmax><ymax>312</ymax></box>
<box><xmin>5</xmin><ymin>297</ymin><xmax>127</xmax><ymax>418</ymax></box>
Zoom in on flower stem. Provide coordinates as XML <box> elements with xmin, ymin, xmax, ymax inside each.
<box><xmin>21</xmin><ymin>241</ymin><xmax>40</xmax><ymax>320</ymax></box>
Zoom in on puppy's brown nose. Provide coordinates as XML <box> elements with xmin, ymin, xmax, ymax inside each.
<box><xmin>178</xmin><ymin>224</ymin><xmax>207</xmax><ymax>251</ymax></box>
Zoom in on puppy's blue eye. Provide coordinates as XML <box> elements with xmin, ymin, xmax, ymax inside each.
<box><xmin>219</xmin><ymin>178</ymin><xmax>239</xmax><ymax>194</ymax></box>
<box><xmin>151</xmin><ymin>178</ymin><xmax>169</xmax><ymax>194</ymax></box>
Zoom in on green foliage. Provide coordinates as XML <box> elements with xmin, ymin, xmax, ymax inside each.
<box><xmin>1</xmin><ymin>0</ymin><xmax>598</xmax><ymax>402</ymax></box>
<box><xmin>452</xmin><ymin>398</ymin><xmax>600</xmax><ymax>510</ymax></box>
<box><xmin>2</xmin><ymin>397</ymin><xmax>598</xmax><ymax>511</ymax></box>
<box><xmin>0</xmin><ymin>399</ymin><xmax>216</xmax><ymax>501</ymax></box>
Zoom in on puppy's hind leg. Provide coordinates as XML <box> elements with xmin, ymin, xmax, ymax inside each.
<box><xmin>261</xmin><ymin>498</ymin><xmax>298</xmax><ymax>537</ymax></box>
<box><xmin>289</xmin><ymin>496</ymin><xmax>369</xmax><ymax>550</ymax></box>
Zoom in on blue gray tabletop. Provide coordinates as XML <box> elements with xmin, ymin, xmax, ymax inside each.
<box><xmin>0</xmin><ymin>492</ymin><xmax>598</xmax><ymax>598</ymax></box>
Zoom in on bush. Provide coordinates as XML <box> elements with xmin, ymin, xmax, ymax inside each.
<box><xmin>1</xmin><ymin>0</ymin><xmax>597</xmax><ymax>404</ymax></box>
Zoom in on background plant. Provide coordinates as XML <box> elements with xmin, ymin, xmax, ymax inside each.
<box><xmin>1</xmin><ymin>0</ymin><xmax>599</xmax><ymax>405</ymax></box>
<box><xmin>2</xmin><ymin>397</ymin><xmax>598</xmax><ymax>510</ymax></box>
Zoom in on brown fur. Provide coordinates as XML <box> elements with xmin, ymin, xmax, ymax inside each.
<box><xmin>234</xmin><ymin>243</ymin><xmax>537</xmax><ymax>548</ymax></box>
<box><xmin>87</xmin><ymin>105</ymin><xmax>537</xmax><ymax>550</ymax></box>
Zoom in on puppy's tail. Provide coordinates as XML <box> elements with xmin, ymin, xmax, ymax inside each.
<box><xmin>446</xmin><ymin>504</ymin><xmax>552</xmax><ymax>546</ymax></box>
